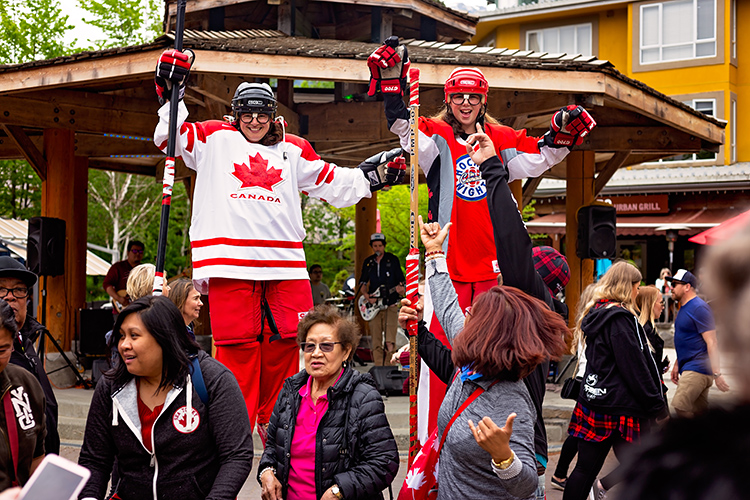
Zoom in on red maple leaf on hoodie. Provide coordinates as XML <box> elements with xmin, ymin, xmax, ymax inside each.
<box><xmin>231</xmin><ymin>153</ymin><xmax>283</xmax><ymax>192</ymax></box>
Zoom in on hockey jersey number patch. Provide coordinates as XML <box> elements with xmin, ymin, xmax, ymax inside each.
<box><xmin>455</xmin><ymin>154</ymin><xmax>487</xmax><ymax>202</ymax></box>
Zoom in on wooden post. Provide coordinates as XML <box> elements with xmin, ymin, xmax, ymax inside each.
<box><xmin>354</xmin><ymin>194</ymin><xmax>377</xmax><ymax>333</ymax></box>
<box><xmin>509</xmin><ymin>179</ymin><xmax>523</xmax><ymax>213</ymax></box>
<box><xmin>40</xmin><ymin>129</ymin><xmax>86</xmax><ymax>350</ymax></box>
<box><xmin>565</xmin><ymin>151</ymin><xmax>596</xmax><ymax>329</ymax></box>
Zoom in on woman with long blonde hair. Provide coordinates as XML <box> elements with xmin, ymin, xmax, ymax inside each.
<box><xmin>636</xmin><ymin>285</ymin><xmax>669</xmax><ymax>376</ymax></box>
<box><xmin>563</xmin><ymin>262</ymin><xmax>667</xmax><ymax>500</ymax></box>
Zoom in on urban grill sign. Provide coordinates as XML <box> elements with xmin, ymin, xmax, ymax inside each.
<box><xmin>607</xmin><ymin>195</ymin><xmax>669</xmax><ymax>214</ymax></box>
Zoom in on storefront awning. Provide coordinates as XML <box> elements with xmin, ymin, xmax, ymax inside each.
<box><xmin>526</xmin><ymin>208</ymin><xmax>742</xmax><ymax>236</ymax></box>
<box><xmin>688</xmin><ymin>209</ymin><xmax>750</xmax><ymax>245</ymax></box>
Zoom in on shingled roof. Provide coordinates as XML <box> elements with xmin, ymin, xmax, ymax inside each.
<box><xmin>0</xmin><ymin>29</ymin><xmax>722</xmax><ymax>130</ymax></box>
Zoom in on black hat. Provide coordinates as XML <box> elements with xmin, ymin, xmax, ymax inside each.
<box><xmin>232</xmin><ymin>82</ymin><xmax>277</xmax><ymax>116</ymax></box>
<box><xmin>0</xmin><ymin>256</ymin><xmax>37</xmax><ymax>287</ymax></box>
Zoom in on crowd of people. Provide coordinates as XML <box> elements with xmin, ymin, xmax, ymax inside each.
<box><xmin>0</xmin><ymin>38</ymin><xmax>744</xmax><ymax>500</ymax></box>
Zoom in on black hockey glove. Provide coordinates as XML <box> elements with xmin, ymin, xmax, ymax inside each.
<box><xmin>358</xmin><ymin>147</ymin><xmax>406</xmax><ymax>192</ymax></box>
<box><xmin>367</xmin><ymin>36</ymin><xmax>410</xmax><ymax>97</ymax></box>
<box><xmin>542</xmin><ymin>105</ymin><xmax>596</xmax><ymax>148</ymax></box>
<box><xmin>155</xmin><ymin>49</ymin><xmax>195</xmax><ymax>105</ymax></box>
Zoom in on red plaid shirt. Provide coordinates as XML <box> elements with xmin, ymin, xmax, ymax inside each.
<box><xmin>568</xmin><ymin>402</ymin><xmax>642</xmax><ymax>443</ymax></box>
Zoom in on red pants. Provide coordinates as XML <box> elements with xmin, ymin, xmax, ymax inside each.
<box><xmin>210</xmin><ymin>278</ymin><xmax>311</xmax><ymax>426</ymax></box>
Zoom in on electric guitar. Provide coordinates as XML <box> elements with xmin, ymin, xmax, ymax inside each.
<box><xmin>358</xmin><ymin>286</ymin><xmax>400</xmax><ymax>321</ymax></box>
<box><xmin>111</xmin><ymin>290</ymin><xmax>129</xmax><ymax>313</ymax></box>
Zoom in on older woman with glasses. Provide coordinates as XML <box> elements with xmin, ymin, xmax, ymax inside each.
<box><xmin>258</xmin><ymin>305</ymin><xmax>399</xmax><ymax>500</ymax></box>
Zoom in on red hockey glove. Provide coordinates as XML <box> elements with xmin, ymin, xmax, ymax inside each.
<box><xmin>358</xmin><ymin>147</ymin><xmax>406</xmax><ymax>192</ymax></box>
<box><xmin>367</xmin><ymin>36</ymin><xmax>410</xmax><ymax>97</ymax></box>
<box><xmin>155</xmin><ymin>49</ymin><xmax>195</xmax><ymax>105</ymax></box>
<box><xmin>543</xmin><ymin>105</ymin><xmax>596</xmax><ymax>148</ymax></box>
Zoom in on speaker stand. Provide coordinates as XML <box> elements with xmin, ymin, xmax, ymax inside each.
<box><xmin>38</xmin><ymin>276</ymin><xmax>93</xmax><ymax>389</ymax></box>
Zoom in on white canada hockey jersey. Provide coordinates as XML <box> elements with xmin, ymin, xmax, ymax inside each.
<box><xmin>154</xmin><ymin>102</ymin><xmax>372</xmax><ymax>293</ymax></box>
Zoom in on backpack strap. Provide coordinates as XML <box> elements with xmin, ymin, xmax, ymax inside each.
<box><xmin>3</xmin><ymin>390</ymin><xmax>20</xmax><ymax>486</ymax></box>
<box><xmin>437</xmin><ymin>379</ymin><xmax>498</xmax><ymax>456</ymax></box>
<box><xmin>189</xmin><ymin>356</ymin><xmax>209</xmax><ymax>405</ymax></box>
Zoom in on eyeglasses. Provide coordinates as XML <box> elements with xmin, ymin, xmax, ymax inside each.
<box><xmin>240</xmin><ymin>112</ymin><xmax>270</xmax><ymax>124</ymax></box>
<box><xmin>130</xmin><ymin>249</ymin><xmax>144</xmax><ymax>255</ymax></box>
<box><xmin>310</xmin><ymin>270</ymin><xmax>322</xmax><ymax>274</ymax></box>
<box><xmin>0</xmin><ymin>287</ymin><xmax>29</xmax><ymax>299</ymax></box>
<box><xmin>449</xmin><ymin>93</ymin><xmax>483</xmax><ymax>106</ymax></box>
<box><xmin>300</xmin><ymin>341</ymin><xmax>342</xmax><ymax>353</ymax></box>
<box><xmin>0</xmin><ymin>344</ymin><xmax>14</xmax><ymax>359</ymax></box>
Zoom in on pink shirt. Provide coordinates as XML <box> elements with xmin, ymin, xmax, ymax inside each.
<box><xmin>287</xmin><ymin>369</ymin><xmax>344</xmax><ymax>500</ymax></box>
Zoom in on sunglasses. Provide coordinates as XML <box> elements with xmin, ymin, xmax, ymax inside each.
<box><xmin>300</xmin><ymin>341</ymin><xmax>342</xmax><ymax>353</ymax></box>
<box><xmin>450</xmin><ymin>93</ymin><xmax>482</xmax><ymax>106</ymax></box>
<box><xmin>240</xmin><ymin>112</ymin><xmax>271</xmax><ymax>124</ymax></box>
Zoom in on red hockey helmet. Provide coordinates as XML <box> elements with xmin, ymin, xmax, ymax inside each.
<box><xmin>444</xmin><ymin>68</ymin><xmax>489</xmax><ymax>103</ymax></box>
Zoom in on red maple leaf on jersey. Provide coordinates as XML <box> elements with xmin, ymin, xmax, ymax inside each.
<box><xmin>231</xmin><ymin>153</ymin><xmax>283</xmax><ymax>192</ymax></box>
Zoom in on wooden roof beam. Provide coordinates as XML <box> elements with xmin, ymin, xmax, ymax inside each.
<box><xmin>0</xmin><ymin>92</ymin><xmax>158</xmax><ymax>137</ymax></box>
<box><xmin>527</xmin><ymin>126</ymin><xmax>706</xmax><ymax>153</ymax></box>
<box><xmin>89</xmin><ymin>159</ymin><xmax>157</xmax><ymax>176</ymax></box>
<box><xmin>1</xmin><ymin>124</ymin><xmax>47</xmax><ymax>180</ymax></box>
<box><xmin>594</xmin><ymin>151</ymin><xmax>631</xmax><ymax>195</ymax></box>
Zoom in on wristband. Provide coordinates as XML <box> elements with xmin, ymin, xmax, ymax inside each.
<box><xmin>424</xmin><ymin>250</ymin><xmax>445</xmax><ymax>257</ymax></box>
<box><xmin>713</xmin><ymin>372</ymin><xmax>722</xmax><ymax>378</ymax></box>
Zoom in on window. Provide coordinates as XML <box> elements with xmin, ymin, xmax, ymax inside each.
<box><xmin>640</xmin><ymin>0</ymin><xmax>716</xmax><ymax>64</ymax></box>
<box><xmin>526</xmin><ymin>23</ymin><xmax>592</xmax><ymax>56</ymax></box>
<box><xmin>731</xmin><ymin>96</ymin><xmax>737</xmax><ymax>163</ymax></box>
<box><xmin>731</xmin><ymin>0</ymin><xmax>737</xmax><ymax>64</ymax></box>
<box><xmin>659</xmin><ymin>98</ymin><xmax>716</xmax><ymax>162</ymax></box>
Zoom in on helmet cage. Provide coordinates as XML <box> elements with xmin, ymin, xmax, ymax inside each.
<box><xmin>444</xmin><ymin>68</ymin><xmax>489</xmax><ymax>104</ymax></box>
<box><xmin>231</xmin><ymin>83</ymin><xmax>277</xmax><ymax>117</ymax></box>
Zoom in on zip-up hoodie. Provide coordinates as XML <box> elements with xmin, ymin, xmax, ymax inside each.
<box><xmin>579</xmin><ymin>303</ymin><xmax>668</xmax><ymax>419</ymax></box>
<box><xmin>78</xmin><ymin>351</ymin><xmax>253</xmax><ymax>500</ymax></box>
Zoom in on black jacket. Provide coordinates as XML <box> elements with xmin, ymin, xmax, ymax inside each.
<box><xmin>10</xmin><ymin>316</ymin><xmax>59</xmax><ymax>455</ymax></box>
<box><xmin>579</xmin><ymin>303</ymin><xmax>668</xmax><ymax>419</ymax></box>
<box><xmin>258</xmin><ymin>366</ymin><xmax>399</xmax><ymax>500</ymax></box>
<box><xmin>78</xmin><ymin>351</ymin><xmax>254</xmax><ymax>500</ymax></box>
<box><xmin>643</xmin><ymin>322</ymin><xmax>669</xmax><ymax>375</ymax></box>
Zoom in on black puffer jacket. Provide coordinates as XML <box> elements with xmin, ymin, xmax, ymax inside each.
<box><xmin>258</xmin><ymin>366</ymin><xmax>399</xmax><ymax>499</ymax></box>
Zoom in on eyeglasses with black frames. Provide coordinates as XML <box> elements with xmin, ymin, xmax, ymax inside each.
<box><xmin>240</xmin><ymin>113</ymin><xmax>271</xmax><ymax>124</ymax></box>
<box><xmin>449</xmin><ymin>93</ymin><xmax>482</xmax><ymax>106</ymax></box>
<box><xmin>0</xmin><ymin>287</ymin><xmax>29</xmax><ymax>299</ymax></box>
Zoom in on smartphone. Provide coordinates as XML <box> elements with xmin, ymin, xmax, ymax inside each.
<box><xmin>18</xmin><ymin>454</ymin><xmax>91</xmax><ymax>500</ymax></box>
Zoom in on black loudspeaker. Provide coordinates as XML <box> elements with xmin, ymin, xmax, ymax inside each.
<box><xmin>27</xmin><ymin>217</ymin><xmax>66</xmax><ymax>277</ymax></box>
<box><xmin>78</xmin><ymin>309</ymin><xmax>114</xmax><ymax>357</ymax></box>
<box><xmin>368</xmin><ymin>366</ymin><xmax>408</xmax><ymax>396</ymax></box>
<box><xmin>577</xmin><ymin>205</ymin><xmax>617</xmax><ymax>259</ymax></box>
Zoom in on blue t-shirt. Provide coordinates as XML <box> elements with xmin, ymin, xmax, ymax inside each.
<box><xmin>674</xmin><ymin>296</ymin><xmax>715</xmax><ymax>375</ymax></box>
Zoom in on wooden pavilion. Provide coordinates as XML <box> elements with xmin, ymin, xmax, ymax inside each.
<box><xmin>0</xmin><ymin>16</ymin><xmax>724</xmax><ymax>346</ymax></box>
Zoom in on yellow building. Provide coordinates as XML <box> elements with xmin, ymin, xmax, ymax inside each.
<box><xmin>472</xmin><ymin>0</ymin><xmax>749</xmax><ymax>282</ymax></box>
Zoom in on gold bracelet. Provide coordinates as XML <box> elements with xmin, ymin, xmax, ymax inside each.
<box><xmin>492</xmin><ymin>452</ymin><xmax>515</xmax><ymax>470</ymax></box>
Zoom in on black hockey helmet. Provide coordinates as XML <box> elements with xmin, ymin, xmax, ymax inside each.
<box><xmin>232</xmin><ymin>82</ymin><xmax>277</xmax><ymax>116</ymax></box>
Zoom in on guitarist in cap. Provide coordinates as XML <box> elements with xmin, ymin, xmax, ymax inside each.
<box><xmin>102</xmin><ymin>240</ymin><xmax>144</xmax><ymax>315</ymax></box>
<box><xmin>359</xmin><ymin>233</ymin><xmax>405</xmax><ymax>365</ymax></box>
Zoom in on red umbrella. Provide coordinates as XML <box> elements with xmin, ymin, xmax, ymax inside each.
<box><xmin>689</xmin><ymin>209</ymin><xmax>750</xmax><ymax>245</ymax></box>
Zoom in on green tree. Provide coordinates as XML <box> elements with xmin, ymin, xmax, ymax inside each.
<box><xmin>0</xmin><ymin>0</ymin><xmax>75</xmax><ymax>64</ymax></box>
<box><xmin>0</xmin><ymin>161</ymin><xmax>42</xmax><ymax>220</ymax></box>
<box><xmin>302</xmin><ymin>196</ymin><xmax>356</xmax><ymax>292</ymax></box>
<box><xmin>376</xmin><ymin>184</ymin><xmax>430</xmax><ymax>270</ymax></box>
<box><xmin>78</xmin><ymin>0</ymin><xmax>161</xmax><ymax>48</ymax></box>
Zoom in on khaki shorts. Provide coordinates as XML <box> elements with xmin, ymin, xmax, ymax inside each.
<box><xmin>672</xmin><ymin>370</ymin><xmax>714</xmax><ymax>414</ymax></box>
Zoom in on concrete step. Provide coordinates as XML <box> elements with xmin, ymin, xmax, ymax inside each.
<box><xmin>59</xmin><ymin>415</ymin><xmax>86</xmax><ymax>444</ymax></box>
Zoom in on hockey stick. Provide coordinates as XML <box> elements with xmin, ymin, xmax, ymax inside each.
<box><xmin>153</xmin><ymin>0</ymin><xmax>188</xmax><ymax>295</ymax></box>
<box><xmin>405</xmin><ymin>67</ymin><xmax>420</xmax><ymax>466</ymax></box>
